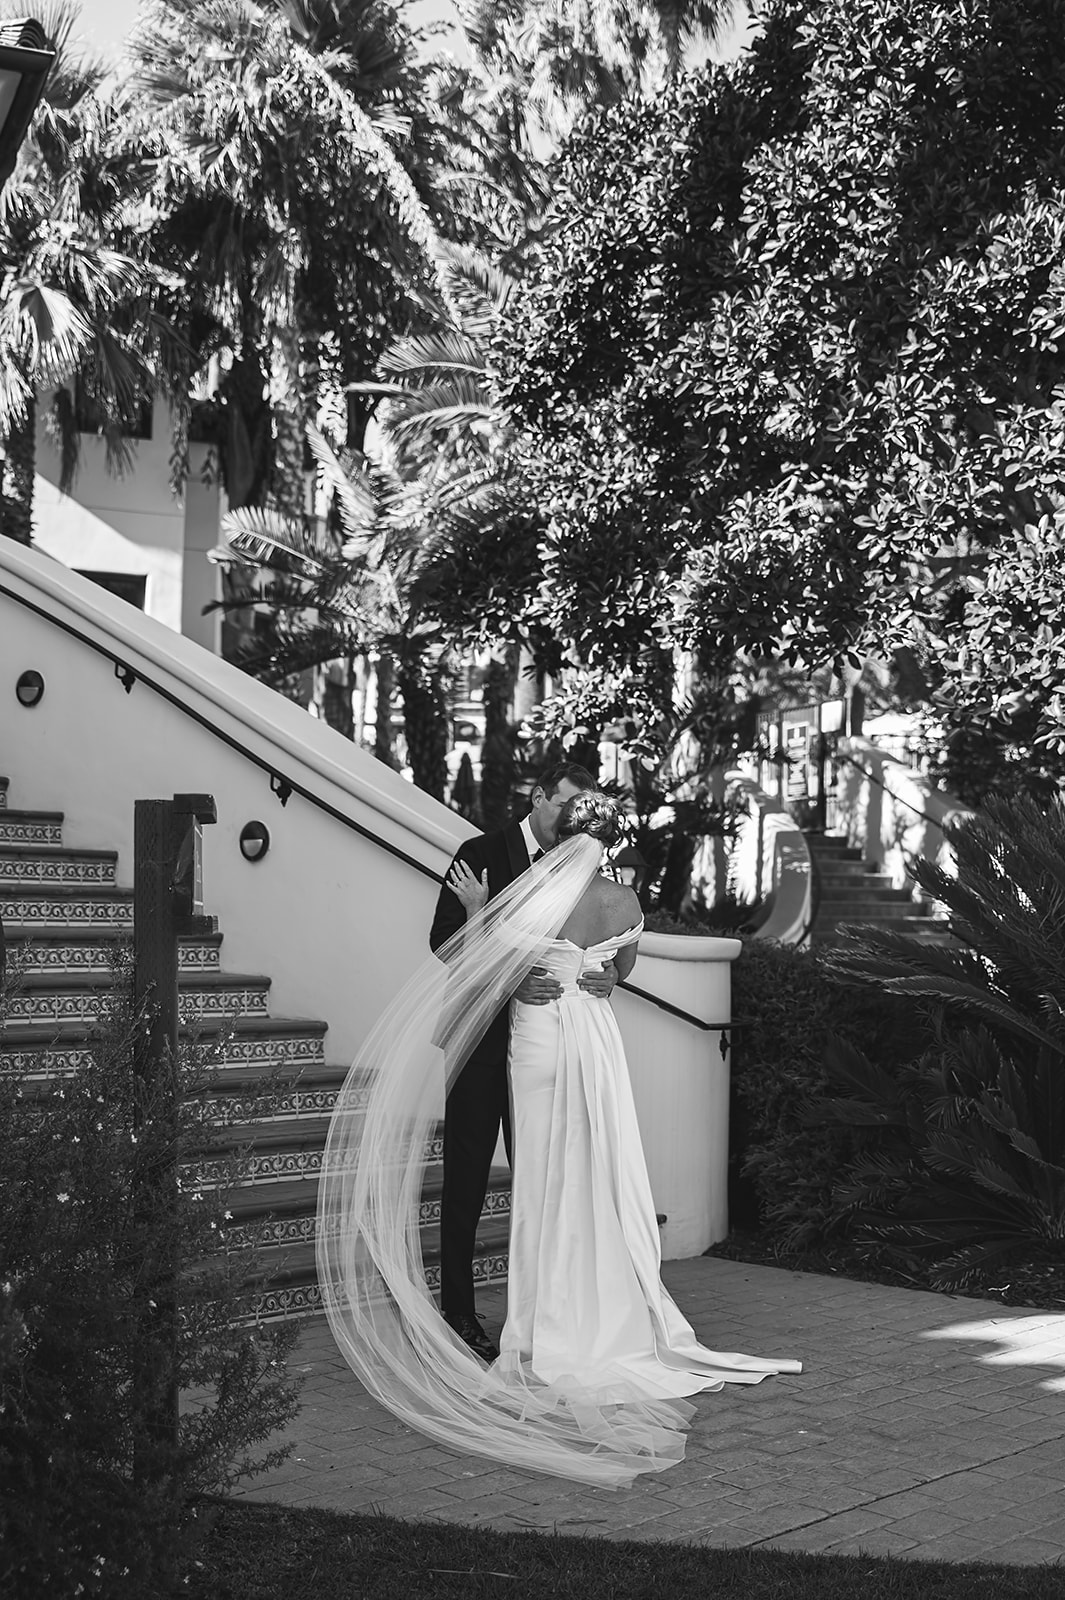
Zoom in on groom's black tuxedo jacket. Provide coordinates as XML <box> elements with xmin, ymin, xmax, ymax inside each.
<box><xmin>429</xmin><ymin>819</ymin><xmax>530</xmax><ymax>1068</ymax></box>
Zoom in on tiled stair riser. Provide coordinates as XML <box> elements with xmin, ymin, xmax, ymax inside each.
<box><xmin>6</xmin><ymin>939</ymin><xmax>221</xmax><ymax>975</ymax></box>
<box><xmin>256</xmin><ymin>1252</ymin><xmax>511</xmax><ymax>1322</ymax></box>
<box><xmin>0</xmin><ymin>819</ymin><xmax>63</xmax><ymax>846</ymax></box>
<box><xmin>0</xmin><ymin>895</ymin><xmax>132</xmax><ymax>928</ymax></box>
<box><xmin>4</xmin><ymin>985</ymin><xmax>270</xmax><ymax>1026</ymax></box>
<box><xmin>0</xmin><ymin>853</ymin><xmax>116</xmax><ymax>886</ymax></box>
<box><xmin>0</xmin><ymin>1031</ymin><xmax>327</xmax><ymax>1078</ymax></box>
<box><xmin>185</xmin><ymin>1133</ymin><xmax>446</xmax><ymax>1191</ymax></box>
<box><xmin>229</xmin><ymin>1189</ymin><xmax>513</xmax><ymax>1257</ymax></box>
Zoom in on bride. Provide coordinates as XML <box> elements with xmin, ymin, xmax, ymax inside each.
<box><xmin>317</xmin><ymin>792</ymin><xmax>800</xmax><ymax>1488</ymax></box>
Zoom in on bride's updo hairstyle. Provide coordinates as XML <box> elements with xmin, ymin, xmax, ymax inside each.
<box><xmin>557</xmin><ymin>790</ymin><xmax>625</xmax><ymax>850</ymax></box>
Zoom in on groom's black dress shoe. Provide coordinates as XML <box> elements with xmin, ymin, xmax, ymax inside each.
<box><xmin>445</xmin><ymin>1312</ymin><xmax>499</xmax><ymax>1363</ymax></box>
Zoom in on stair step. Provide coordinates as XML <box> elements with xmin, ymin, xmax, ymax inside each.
<box><xmin>818</xmin><ymin>887</ymin><xmax>913</xmax><ymax>905</ymax></box>
<box><xmin>186</xmin><ymin>1112</ymin><xmax>449</xmax><ymax>1186</ymax></box>
<box><xmin>3</xmin><ymin>929</ymin><xmax>222</xmax><ymax>975</ymax></box>
<box><xmin>0</xmin><ymin>884</ymin><xmax>133</xmax><ymax>930</ymax></box>
<box><xmin>200</xmin><ymin>1061</ymin><xmax>349</xmax><ymax>1122</ymax></box>
<box><xmin>0</xmin><ymin>844</ymin><xmax>117</xmax><ymax>886</ymax></box>
<box><xmin>815</xmin><ymin>915</ymin><xmax>950</xmax><ymax>940</ymax></box>
<box><xmin>3</xmin><ymin>971</ymin><xmax>272</xmax><ymax>1026</ymax></box>
<box><xmin>0</xmin><ymin>1016</ymin><xmax>328</xmax><ymax>1077</ymax></box>
<box><xmin>0</xmin><ymin>809</ymin><xmax>64</xmax><ymax>846</ymax></box>
<box><xmin>220</xmin><ymin>1166</ymin><xmax>511</xmax><ymax>1233</ymax></box>
<box><xmin>805</xmin><ymin>836</ymin><xmax>862</xmax><ymax>858</ymax></box>
<box><xmin>250</xmin><ymin>1216</ymin><xmax>513</xmax><ymax>1321</ymax></box>
<box><xmin>819</xmin><ymin>908</ymin><xmax>937</xmax><ymax>927</ymax></box>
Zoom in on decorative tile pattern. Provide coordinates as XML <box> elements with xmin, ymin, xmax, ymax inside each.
<box><xmin>0</xmin><ymin>1045</ymin><xmax>90</xmax><ymax>1075</ymax></box>
<box><xmin>177</xmin><ymin>942</ymin><xmax>222</xmax><ymax>972</ymax></box>
<box><xmin>0</xmin><ymin>895</ymin><xmax>132</xmax><ymax>927</ymax></box>
<box><xmin>6</xmin><ymin>984</ymin><xmax>268</xmax><ymax>1026</ymax></box>
<box><xmin>208</xmin><ymin>1084</ymin><xmax>345</xmax><ymax>1122</ymax></box>
<box><xmin>178</xmin><ymin>985</ymin><xmax>269</xmax><ymax>1021</ymax></box>
<box><xmin>10</xmin><ymin>940</ymin><xmax>216</xmax><ymax>975</ymax></box>
<box><xmin>218</xmin><ymin>1034</ymin><xmax>325</xmax><ymax>1067</ymax></box>
<box><xmin>12</xmin><ymin>943</ymin><xmax>125</xmax><ymax>974</ymax></box>
<box><xmin>4</xmin><ymin>992</ymin><xmax>113</xmax><ymax>1025</ymax></box>
<box><xmin>0</xmin><ymin>819</ymin><xmax>62</xmax><ymax>846</ymax></box>
<box><xmin>255</xmin><ymin>1281</ymin><xmax>323</xmax><ymax>1321</ymax></box>
<box><xmin>0</xmin><ymin>854</ymin><xmax>116</xmax><ymax>885</ymax></box>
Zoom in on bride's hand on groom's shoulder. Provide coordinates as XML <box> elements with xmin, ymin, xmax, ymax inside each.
<box><xmin>578</xmin><ymin>960</ymin><xmax>617</xmax><ymax>999</ymax></box>
<box><xmin>447</xmin><ymin>858</ymin><xmax>488</xmax><ymax>915</ymax></box>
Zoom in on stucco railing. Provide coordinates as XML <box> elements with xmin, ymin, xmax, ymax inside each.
<box><xmin>728</xmin><ymin>770</ymin><xmax>814</xmax><ymax>945</ymax></box>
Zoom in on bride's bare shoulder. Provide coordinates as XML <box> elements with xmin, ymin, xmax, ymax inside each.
<box><xmin>592</xmin><ymin>876</ymin><xmax>643</xmax><ymax>932</ymax></box>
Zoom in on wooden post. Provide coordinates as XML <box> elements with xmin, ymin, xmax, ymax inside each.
<box><xmin>132</xmin><ymin>793</ymin><xmax>217</xmax><ymax>1478</ymax></box>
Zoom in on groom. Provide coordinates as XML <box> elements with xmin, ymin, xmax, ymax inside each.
<box><xmin>429</xmin><ymin>761</ymin><xmax>617</xmax><ymax>1360</ymax></box>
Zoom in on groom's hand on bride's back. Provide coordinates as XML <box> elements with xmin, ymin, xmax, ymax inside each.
<box><xmin>514</xmin><ymin>966</ymin><xmax>564</xmax><ymax>1005</ymax></box>
<box><xmin>577</xmin><ymin>960</ymin><xmax>617</xmax><ymax>999</ymax></box>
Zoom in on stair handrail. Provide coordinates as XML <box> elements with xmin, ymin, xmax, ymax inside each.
<box><xmin>832</xmin><ymin>744</ymin><xmax>953</xmax><ymax>834</ymax></box>
<box><xmin>1</xmin><ymin>568</ymin><xmax>719</xmax><ymax>1038</ymax></box>
<box><xmin>796</xmin><ymin>836</ymin><xmax>822</xmax><ymax>949</ymax></box>
<box><xmin>0</xmin><ymin>576</ymin><xmax>438</xmax><ymax>881</ymax></box>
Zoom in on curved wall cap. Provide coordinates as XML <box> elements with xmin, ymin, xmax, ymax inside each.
<box><xmin>639</xmin><ymin>930</ymin><xmax>742</xmax><ymax>963</ymax></box>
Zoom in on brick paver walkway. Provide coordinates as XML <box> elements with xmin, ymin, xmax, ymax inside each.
<box><xmin>237</xmin><ymin>1259</ymin><xmax>1065</xmax><ymax>1566</ymax></box>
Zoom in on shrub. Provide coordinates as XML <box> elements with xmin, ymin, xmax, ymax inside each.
<box><xmin>810</xmin><ymin>796</ymin><xmax>1065</xmax><ymax>1286</ymax></box>
<box><xmin>0</xmin><ymin>952</ymin><xmax>302</xmax><ymax>1599</ymax></box>
<box><xmin>728</xmin><ymin>939</ymin><xmax>927</xmax><ymax>1245</ymax></box>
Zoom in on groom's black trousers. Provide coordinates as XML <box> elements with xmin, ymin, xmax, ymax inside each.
<box><xmin>430</xmin><ymin>819</ymin><xmax>529</xmax><ymax>1322</ymax></box>
<box><xmin>440</xmin><ymin>1051</ymin><xmax>513</xmax><ymax>1321</ymax></box>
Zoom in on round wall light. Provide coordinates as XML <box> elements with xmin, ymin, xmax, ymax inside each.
<box><xmin>15</xmin><ymin>669</ymin><xmax>44</xmax><ymax>707</ymax></box>
<box><xmin>239</xmin><ymin>820</ymin><xmax>270</xmax><ymax>863</ymax></box>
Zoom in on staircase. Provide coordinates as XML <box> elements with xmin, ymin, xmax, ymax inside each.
<box><xmin>0</xmin><ymin>774</ymin><xmax>511</xmax><ymax>1319</ymax></box>
<box><xmin>806</xmin><ymin>833</ymin><xmax>952</xmax><ymax>949</ymax></box>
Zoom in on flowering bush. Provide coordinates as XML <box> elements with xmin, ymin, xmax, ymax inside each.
<box><xmin>0</xmin><ymin>952</ymin><xmax>302</xmax><ymax>1598</ymax></box>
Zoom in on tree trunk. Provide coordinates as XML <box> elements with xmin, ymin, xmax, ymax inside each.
<box><xmin>479</xmin><ymin>646</ymin><xmax>519</xmax><ymax>830</ymax></box>
<box><xmin>397</xmin><ymin>649</ymin><xmax>448</xmax><ymax>800</ymax></box>
<box><xmin>1</xmin><ymin>391</ymin><xmax>36</xmax><ymax>544</ymax></box>
<box><xmin>320</xmin><ymin>656</ymin><xmax>355</xmax><ymax>739</ymax></box>
<box><xmin>373</xmin><ymin>651</ymin><xmax>398</xmax><ymax>769</ymax></box>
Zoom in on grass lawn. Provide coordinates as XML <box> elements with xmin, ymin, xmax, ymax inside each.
<box><xmin>187</xmin><ymin>1501</ymin><xmax>1063</xmax><ymax>1599</ymax></box>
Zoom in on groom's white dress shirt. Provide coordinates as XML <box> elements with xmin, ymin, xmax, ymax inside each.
<box><xmin>519</xmin><ymin>816</ymin><xmax>538</xmax><ymax>864</ymax></box>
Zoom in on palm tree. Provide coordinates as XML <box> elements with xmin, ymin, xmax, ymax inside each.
<box><xmin>128</xmin><ymin>0</ymin><xmax>460</xmax><ymax>505</ymax></box>
<box><xmin>0</xmin><ymin>2</ymin><xmax>173</xmax><ymax>543</ymax></box>
<box><xmin>213</xmin><ymin>420</ymin><xmax>454</xmax><ymax>796</ymax></box>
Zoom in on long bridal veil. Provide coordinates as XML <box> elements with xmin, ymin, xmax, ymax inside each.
<box><xmin>316</xmin><ymin>833</ymin><xmax>695</xmax><ymax>1488</ymax></box>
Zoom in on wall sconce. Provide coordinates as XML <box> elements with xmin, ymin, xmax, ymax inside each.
<box><xmin>239</xmin><ymin>821</ymin><xmax>270</xmax><ymax>862</ymax></box>
<box><xmin>612</xmin><ymin>844</ymin><xmax>648</xmax><ymax>895</ymax></box>
<box><xmin>15</xmin><ymin>669</ymin><xmax>44</xmax><ymax>707</ymax></box>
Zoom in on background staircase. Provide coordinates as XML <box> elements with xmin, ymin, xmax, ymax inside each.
<box><xmin>0</xmin><ymin>774</ymin><xmax>510</xmax><ymax>1320</ymax></box>
<box><xmin>806</xmin><ymin>833</ymin><xmax>952</xmax><ymax>948</ymax></box>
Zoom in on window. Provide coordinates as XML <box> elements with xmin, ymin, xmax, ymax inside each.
<box><xmin>74</xmin><ymin>375</ymin><xmax>154</xmax><ymax>440</ymax></box>
<box><xmin>77</xmin><ymin>571</ymin><xmax>147</xmax><ymax>610</ymax></box>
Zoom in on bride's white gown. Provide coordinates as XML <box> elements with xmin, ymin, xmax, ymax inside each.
<box><xmin>499</xmin><ymin>922</ymin><xmax>801</xmax><ymax>1400</ymax></box>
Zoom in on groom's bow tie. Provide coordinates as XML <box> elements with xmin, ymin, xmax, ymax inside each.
<box><xmin>531</xmin><ymin>848</ymin><xmax>545</xmax><ymax>864</ymax></box>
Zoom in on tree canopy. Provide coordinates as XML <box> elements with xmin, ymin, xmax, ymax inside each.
<box><xmin>484</xmin><ymin>0</ymin><xmax>1065</xmax><ymax>791</ymax></box>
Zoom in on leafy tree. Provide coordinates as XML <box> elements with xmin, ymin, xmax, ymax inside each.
<box><xmin>485</xmin><ymin>0</ymin><xmax>1065</xmax><ymax>799</ymax></box>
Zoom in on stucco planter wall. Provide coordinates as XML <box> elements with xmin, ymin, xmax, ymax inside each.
<box><xmin>614</xmin><ymin>930</ymin><xmax>740</xmax><ymax>1261</ymax></box>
